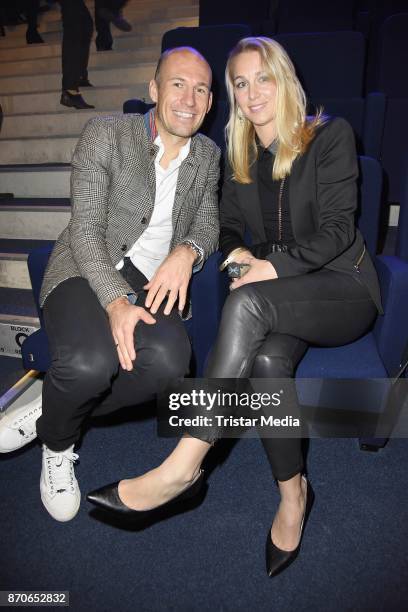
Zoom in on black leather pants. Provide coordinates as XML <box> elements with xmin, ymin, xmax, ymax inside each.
<box><xmin>203</xmin><ymin>269</ymin><xmax>377</xmax><ymax>481</ymax></box>
<box><xmin>37</xmin><ymin>263</ymin><xmax>191</xmax><ymax>451</ymax></box>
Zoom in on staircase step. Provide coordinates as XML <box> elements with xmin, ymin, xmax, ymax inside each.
<box><xmin>0</xmin><ymin>29</ymin><xmax>163</xmax><ymax>53</ymax></box>
<box><xmin>0</xmin><ymin>136</ymin><xmax>79</xmax><ymax>164</ymax></box>
<box><xmin>35</xmin><ymin>2</ymin><xmax>198</xmax><ymax>25</ymax></box>
<box><xmin>1</xmin><ymin>85</ymin><xmax>145</xmax><ymax>115</ymax></box>
<box><xmin>0</xmin><ymin>109</ymin><xmax>121</xmax><ymax>139</ymax></box>
<box><xmin>12</xmin><ymin>10</ymin><xmax>198</xmax><ymax>37</ymax></box>
<box><xmin>0</xmin><ymin>239</ymin><xmax>54</xmax><ymax>289</ymax></box>
<box><xmin>0</xmin><ymin>165</ymin><xmax>71</xmax><ymax>198</ymax></box>
<box><xmin>0</xmin><ymin>62</ymin><xmax>154</xmax><ymax>94</ymax></box>
<box><xmin>0</xmin><ymin>199</ymin><xmax>70</xmax><ymax>240</ymax></box>
<box><xmin>0</xmin><ymin>46</ymin><xmax>160</xmax><ymax>78</ymax></box>
<box><xmin>0</xmin><ymin>16</ymin><xmax>197</xmax><ymax>50</ymax></box>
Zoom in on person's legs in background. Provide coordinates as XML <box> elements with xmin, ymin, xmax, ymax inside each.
<box><xmin>60</xmin><ymin>0</ymin><xmax>94</xmax><ymax>109</ymax></box>
<box><xmin>94</xmin><ymin>0</ymin><xmax>131</xmax><ymax>50</ymax></box>
<box><xmin>23</xmin><ymin>0</ymin><xmax>43</xmax><ymax>44</ymax></box>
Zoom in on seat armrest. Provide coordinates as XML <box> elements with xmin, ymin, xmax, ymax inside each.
<box><xmin>190</xmin><ymin>251</ymin><xmax>227</xmax><ymax>375</ymax></box>
<box><xmin>374</xmin><ymin>255</ymin><xmax>408</xmax><ymax>375</ymax></box>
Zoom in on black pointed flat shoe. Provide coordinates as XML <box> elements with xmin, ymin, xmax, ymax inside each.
<box><xmin>87</xmin><ymin>470</ymin><xmax>205</xmax><ymax>523</ymax></box>
<box><xmin>266</xmin><ymin>476</ymin><xmax>315</xmax><ymax>577</ymax></box>
<box><xmin>60</xmin><ymin>91</ymin><xmax>95</xmax><ymax>110</ymax></box>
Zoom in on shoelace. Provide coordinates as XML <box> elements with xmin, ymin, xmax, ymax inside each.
<box><xmin>11</xmin><ymin>405</ymin><xmax>41</xmax><ymax>435</ymax></box>
<box><xmin>46</xmin><ymin>451</ymin><xmax>79</xmax><ymax>493</ymax></box>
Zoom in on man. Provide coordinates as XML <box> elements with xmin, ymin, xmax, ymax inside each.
<box><xmin>0</xmin><ymin>47</ymin><xmax>220</xmax><ymax>522</ymax></box>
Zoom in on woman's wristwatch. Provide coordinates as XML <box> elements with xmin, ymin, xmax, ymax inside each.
<box><xmin>219</xmin><ymin>247</ymin><xmax>250</xmax><ymax>271</ymax></box>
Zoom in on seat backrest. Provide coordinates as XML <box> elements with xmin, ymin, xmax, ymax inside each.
<box><xmin>27</xmin><ymin>244</ymin><xmax>54</xmax><ymax>324</ymax></box>
<box><xmin>376</xmin><ymin>14</ymin><xmax>408</xmax><ymax>202</ymax></box>
<box><xmin>276</xmin><ymin>0</ymin><xmax>355</xmax><ymax>32</ymax></box>
<box><xmin>199</xmin><ymin>0</ymin><xmax>272</xmax><ymax>27</ymax></box>
<box><xmin>123</xmin><ymin>99</ymin><xmax>154</xmax><ymax>114</ymax></box>
<box><xmin>396</xmin><ymin>171</ymin><xmax>408</xmax><ymax>261</ymax></box>
<box><xmin>377</xmin><ymin>13</ymin><xmax>408</xmax><ymax>97</ymax></box>
<box><xmin>272</xmin><ymin>31</ymin><xmax>365</xmax><ymax>98</ymax></box>
<box><xmin>308</xmin><ymin>98</ymin><xmax>365</xmax><ymax>153</ymax></box>
<box><xmin>161</xmin><ymin>24</ymin><xmax>251</xmax><ymax>102</ymax></box>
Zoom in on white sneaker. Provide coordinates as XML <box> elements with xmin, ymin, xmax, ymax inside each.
<box><xmin>0</xmin><ymin>395</ymin><xmax>42</xmax><ymax>453</ymax></box>
<box><xmin>40</xmin><ymin>444</ymin><xmax>81</xmax><ymax>522</ymax></box>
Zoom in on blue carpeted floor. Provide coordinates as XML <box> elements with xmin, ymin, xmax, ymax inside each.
<box><xmin>1</xmin><ymin>409</ymin><xmax>407</xmax><ymax>611</ymax></box>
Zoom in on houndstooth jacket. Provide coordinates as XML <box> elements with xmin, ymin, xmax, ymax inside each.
<box><xmin>40</xmin><ymin>112</ymin><xmax>221</xmax><ymax>309</ymax></box>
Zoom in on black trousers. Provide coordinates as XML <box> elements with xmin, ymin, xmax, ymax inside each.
<box><xmin>60</xmin><ymin>0</ymin><xmax>93</xmax><ymax>91</ymax></box>
<box><xmin>36</xmin><ymin>262</ymin><xmax>191</xmax><ymax>451</ymax></box>
<box><xmin>20</xmin><ymin>0</ymin><xmax>40</xmax><ymax>30</ymax></box>
<box><xmin>205</xmin><ymin>269</ymin><xmax>377</xmax><ymax>481</ymax></box>
<box><xmin>94</xmin><ymin>0</ymin><xmax>128</xmax><ymax>50</ymax></box>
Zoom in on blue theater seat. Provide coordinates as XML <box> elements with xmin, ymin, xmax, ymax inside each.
<box><xmin>307</xmin><ymin>94</ymin><xmax>385</xmax><ymax>160</ymax></box>
<box><xmin>264</xmin><ymin>31</ymin><xmax>386</xmax><ymax>159</ymax></box>
<box><xmin>199</xmin><ymin>0</ymin><xmax>275</xmax><ymax>33</ymax></box>
<box><xmin>276</xmin><ymin>0</ymin><xmax>355</xmax><ymax>33</ymax></box>
<box><xmin>377</xmin><ymin>13</ymin><xmax>408</xmax><ymax>203</ymax></box>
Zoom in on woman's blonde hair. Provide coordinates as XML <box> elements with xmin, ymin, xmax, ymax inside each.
<box><xmin>225</xmin><ymin>36</ymin><xmax>325</xmax><ymax>183</ymax></box>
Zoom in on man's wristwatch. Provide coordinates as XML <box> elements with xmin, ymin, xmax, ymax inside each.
<box><xmin>126</xmin><ymin>293</ymin><xmax>138</xmax><ymax>305</ymax></box>
<box><xmin>179</xmin><ymin>240</ymin><xmax>203</xmax><ymax>264</ymax></box>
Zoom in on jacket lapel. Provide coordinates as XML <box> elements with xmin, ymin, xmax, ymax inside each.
<box><xmin>171</xmin><ymin>147</ymin><xmax>199</xmax><ymax>230</ymax></box>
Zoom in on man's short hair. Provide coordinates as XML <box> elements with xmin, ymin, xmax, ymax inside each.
<box><xmin>154</xmin><ymin>46</ymin><xmax>212</xmax><ymax>85</ymax></box>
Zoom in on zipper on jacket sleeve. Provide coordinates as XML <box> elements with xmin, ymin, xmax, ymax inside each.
<box><xmin>354</xmin><ymin>245</ymin><xmax>366</xmax><ymax>273</ymax></box>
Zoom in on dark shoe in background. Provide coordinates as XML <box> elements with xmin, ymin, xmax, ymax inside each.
<box><xmin>78</xmin><ymin>77</ymin><xmax>94</xmax><ymax>88</ymax></box>
<box><xmin>97</xmin><ymin>8</ymin><xmax>132</xmax><ymax>32</ymax></box>
<box><xmin>60</xmin><ymin>91</ymin><xmax>95</xmax><ymax>110</ymax></box>
<box><xmin>96</xmin><ymin>43</ymin><xmax>113</xmax><ymax>51</ymax></box>
<box><xmin>26</xmin><ymin>28</ymin><xmax>44</xmax><ymax>44</ymax></box>
<box><xmin>112</xmin><ymin>13</ymin><xmax>132</xmax><ymax>32</ymax></box>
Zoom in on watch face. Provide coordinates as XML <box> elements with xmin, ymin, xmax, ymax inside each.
<box><xmin>127</xmin><ymin>293</ymin><xmax>138</xmax><ymax>305</ymax></box>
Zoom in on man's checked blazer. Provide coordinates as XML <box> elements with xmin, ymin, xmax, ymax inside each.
<box><xmin>40</xmin><ymin>111</ymin><xmax>221</xmax><ymax>309</ymax></box>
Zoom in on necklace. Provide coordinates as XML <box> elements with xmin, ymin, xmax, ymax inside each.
<box><xmin>278</xmin><ymin>177</ymin><xmax>286</xmax><ymax>242</ymax></box>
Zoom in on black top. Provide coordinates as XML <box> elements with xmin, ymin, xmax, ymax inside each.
<box><xmin>257</xmin><ymin>145</ymin><xmax>294</xmax><ymax>245</ymax></box>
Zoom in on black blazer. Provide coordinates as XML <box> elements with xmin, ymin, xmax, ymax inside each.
<box><xmin>219</xmin><ymin>117</ymin><xmax>382</xmax><ymax>312</ymax></box>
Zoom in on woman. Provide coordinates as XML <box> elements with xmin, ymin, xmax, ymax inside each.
<box><xmin>88</xmin><ymin>37</ymin><xmax>381</xmax><ymax>577</ymax></box>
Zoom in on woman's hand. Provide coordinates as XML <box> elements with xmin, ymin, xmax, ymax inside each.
<box><xmin>229</xmin><ymin>249</ymin><xmax>254</xmax><ymax>264</ymax></box>
<box><xmin>230</xmin><ymin>257</ymin><xmax>278</xmax><ymax>289</ymax></box>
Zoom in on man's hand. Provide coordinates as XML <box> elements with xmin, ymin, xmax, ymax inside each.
<box><xmin>231</xmin><ymin>257</ymin><xmax>278</xmax><ymax>289</ymax></box>
<box><xmin>106</xmin><ymin>297</ymin><xmax>156</xmax><ymax>371</ymax></box>
<box><xmin>144</xmin><ymin>245</ymin><xmax>196</xmax><ymax>315</ymax></box>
